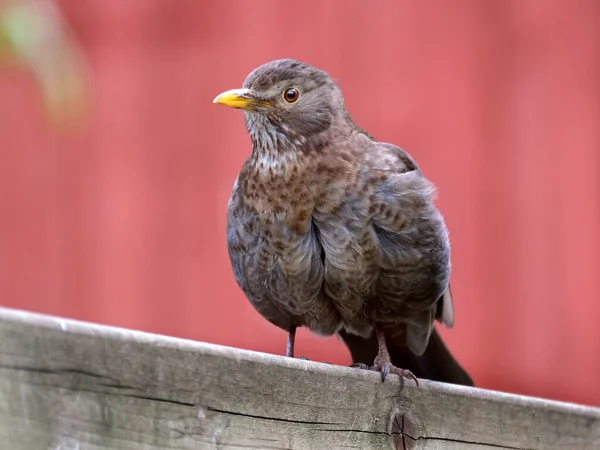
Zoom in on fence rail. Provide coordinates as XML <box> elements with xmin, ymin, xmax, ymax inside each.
<box><xmin>0</xmin><ymin>307</ymin><xmax>598</xmax><ymax>449</ymax></box>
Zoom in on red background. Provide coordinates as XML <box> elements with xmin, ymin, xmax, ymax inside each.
<box><xmin>1</xmin><ymin>0</ymin><xmax>599</xmax><ymax>406</ymax></box>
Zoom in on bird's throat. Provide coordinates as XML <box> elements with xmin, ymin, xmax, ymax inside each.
<box><xmin>246</xmin><ymin>116</ymin><xmax>300</xmax><ymax>178</ymax></box>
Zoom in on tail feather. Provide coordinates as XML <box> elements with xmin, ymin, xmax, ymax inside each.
<box><xmin>339</xmin><ymin>328</ymin><xmax>474</xmax><ymax>386</ymax></box>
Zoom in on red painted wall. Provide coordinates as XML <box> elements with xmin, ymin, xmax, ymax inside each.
<box><xmin>1</xmin><ymin>0</ymin><xmax>599</xmax><ymax>406</ymax></box>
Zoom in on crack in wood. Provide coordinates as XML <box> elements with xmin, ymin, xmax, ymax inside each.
<box><xmin>0</xmin><ymin>363</ymin><xmax>580</xmax><ymax>449</ymax></box>
<box><xmin>205</xmin><ymin>406</ymin><xmax>346</xmax><ymax>427</ymax></box>
<box><xmin>124</xmin><ymin>393</ymin><xmax>195</xmax><ymax>408</ymax></box>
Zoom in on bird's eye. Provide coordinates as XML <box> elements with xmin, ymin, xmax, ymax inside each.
<box><xmin>283</xmin><ymin>88</ymin><xmax>300</xmax><ymax>103</ymax></box>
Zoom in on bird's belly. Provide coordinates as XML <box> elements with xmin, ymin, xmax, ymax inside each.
<box><xmin>227</xmin><ymin>216</ymin><xmax>342</xmax><ymax>336</ymax></box>
<box><xmin>312</xmin><ymin>214</ymin><xmax>379</xmax><ymax>337</ymax></box>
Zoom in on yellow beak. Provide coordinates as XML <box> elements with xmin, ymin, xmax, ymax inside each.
<box><xmin>212</xmin><ymin>88</ymin><xmax>269</xmax><ymax>110</ymax></box>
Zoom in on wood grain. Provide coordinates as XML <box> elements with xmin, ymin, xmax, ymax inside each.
<box><xmin>0</xmin><ymin>307</ymin><xmax>598</xmax><ymax>449</ymax></box>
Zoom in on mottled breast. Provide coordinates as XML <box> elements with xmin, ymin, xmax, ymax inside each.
<box><xmin>226</xmin><ymin>160</ymin><xmax>342</xmax><ymax>336</ymax></box>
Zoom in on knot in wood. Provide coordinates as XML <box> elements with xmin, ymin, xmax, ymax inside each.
<box><xmin>390</xmin><ymin>411</ymin><xmax>419</xmax><ymax>450</ymax></box>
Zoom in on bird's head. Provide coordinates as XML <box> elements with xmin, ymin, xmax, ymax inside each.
<box><xmin>213</xmin><ymin>59</ymin><xmax>349</xmax><ymax>153</ymax></box>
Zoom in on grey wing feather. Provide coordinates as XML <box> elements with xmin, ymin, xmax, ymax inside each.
<box><xmin>368</xmin><ymin>143</ymin><xmax>453</xmax><ymax>355</ymax></box>
<box><xmin>378</xmin><ymin>142</ymin><xmax>423</xmax><ymax>174</ymax></box>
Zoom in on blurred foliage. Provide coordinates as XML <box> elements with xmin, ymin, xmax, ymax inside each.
<box><xmin>0</xmin><ymin>0</ymin><xmax>92</xmax><ymax>130</ymax></box>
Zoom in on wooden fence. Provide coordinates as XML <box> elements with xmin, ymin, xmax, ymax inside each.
<box><xmin>0</xmin><ymin>307</ymin><xmax>598</xmax><ymax>449</ymax></box>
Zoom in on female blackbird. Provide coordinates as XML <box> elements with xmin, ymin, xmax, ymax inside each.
<box><xmin>213</xmin><ymin>59</ymin><xmax>473</xmax><ymax>386</ymax></box>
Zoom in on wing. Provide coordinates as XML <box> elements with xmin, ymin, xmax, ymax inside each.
<box><xmin>377</xmin><ymin>142</ymin><xmax>422</xmax><ymax>174</ymax></box>
<box><xmin>365</xmin><ymin>142</ymin><xmax>452</xmax><ymax>355</ymax></box>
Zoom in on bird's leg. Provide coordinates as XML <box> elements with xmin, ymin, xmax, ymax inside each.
<box><xmin>286</xmin><ymin>327</ymin><xmax>297</xmax><ymax>358</ymax></box>
<box><xmin>373</xmin><ymin>326</ymin><xmax>419</xmax><ymax>385</ymax></box>
<box><xmin>354</xmin><ymin>325</ymin><xmax>419</xmax><ymax>386</ymax></box>
<box><xmin>285</xmin><ymin>327</ymin><xmax>309</xmax><ymax>360</ymax></box>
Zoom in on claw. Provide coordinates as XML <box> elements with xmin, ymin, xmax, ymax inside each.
<box><xmin>397</xmin><ymin>368</ymin><xmax>419</xmax><ymax>386</ymax></box>
<box><xmin>380</xmin><ymin>363</ymin><xmax>389</xmax><ymax>382</ymax></box>
<box><xmin>350</xmin><ymin>326</ymin><xmax>420</xmax><ymax>386</ymax></box>
<box><xmin>353</xmin><ymin>360</ymin><xmax>418</xmax><ymax>385</ymax></box>
<box><xmin>350</xmin><ymin>363</ymin><xmax>369</xmax><ymax>370</ymax></box>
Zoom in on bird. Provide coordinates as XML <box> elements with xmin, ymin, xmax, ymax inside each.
<box><xmin>213</xmin><ymin>58</ymin><xmax>473</xmax><ymax>387</ymax></box>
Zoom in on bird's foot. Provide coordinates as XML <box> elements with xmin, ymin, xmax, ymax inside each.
<box><xmin>352</xmin><ymin>359</ymin><xmax>418</xmax><ymax>386</ymax></box>
<box><xmin>350</xmin><ymin>363</ymin><xmax>369</xmax><ymax>370</ymax></box>
<box><xmin>373</xmin><ymin>354</ymin><xmax>419</xmax><ymax>386</ymax></box>
<box><xmin>350</xmin><ymin>325</ymin><xmax>419</xmax><ymax>386</ymax></box>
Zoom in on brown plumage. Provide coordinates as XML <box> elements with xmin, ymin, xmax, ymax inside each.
<box><xmin>214</xmin><ymin>59</ymin><xmax>473</xmax><ymax>386</ymax></box>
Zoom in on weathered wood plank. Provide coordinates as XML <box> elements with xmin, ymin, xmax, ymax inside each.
<box><xmin>0</xmin><ymin>307</ymin><xmax>598</xmax><ymax>449</ymax></box>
